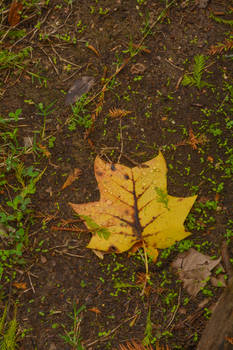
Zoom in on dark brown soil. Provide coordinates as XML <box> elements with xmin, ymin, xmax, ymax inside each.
<box><xmin>0</xmin><ymin>0</ymin><xmax>233</xmax><ymax>349</ymax></box>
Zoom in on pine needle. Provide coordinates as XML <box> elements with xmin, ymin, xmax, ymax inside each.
<box><xmin>119</xmin><ymin>340</ymin><xmax>153</xmax><ymax>350</ymax></box>
<box><xmin>118</xmin><ymin>341</ymin><xmax>170</xmax><ymax>350</ymax></box>
<box><xmin>209</xmin><ymin>38</ymin><xmax>233</xmax><ymax>55</ymax></box>
<box><xmin>108</xmin><ymin>108</ymin><xmax>132</xmax><ymax>118</ymax></box>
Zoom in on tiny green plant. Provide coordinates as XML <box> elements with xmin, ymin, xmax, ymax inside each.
<box><xmin>143</xmin><ymin>307</ymin><xmax>153</xmax><ymax>346</ymax></box>
<box><xmin>36</xmin><ymin>101</ymin><xmax>56</xmax><ymax>139</ymax></box>
<box><xmin>155</xmin><ymin>187</ymin><xmax>169</xmax><ymax>210</ymax></box>
<box><xmin>0</xmin><ymin>48</ymin><xmax>31</xmax><ymax>70</ymax></box>
<box><xmin>0</xmin><ymin>304</ymin><xmax>18</xmax><ymax>350</ymax></box>
<box><xmin>182</xmin><ymin>55</ymin><xmax>212</xmax><ymax>90</ymax></box>
<box><xmin>60</xmin><ymin>303</ymin><xmax>86</xmax><ymax>350</ymax></box>
<box><xmin>36</xmin><ymin>101</ymin><xmax>56</xmax><ymax>118</ymax></box>
<box><xmin>68</xmin><ymin>95</ymin><xmax>92</xmax><ymax>131</ymax></box>
<box><xmin>80</xmin><ymin>215</ymin><xmax>110</xmax><ymax>239</ymax></box>
<box><xmin>0</xmin><ymin>107</ymin><xmax>45</xmax><ymax>282</ymax></box>
<box><xmin>210</xmin><ymin>13</ymin><xmax>233</xmax><ymax>26</ymax></box>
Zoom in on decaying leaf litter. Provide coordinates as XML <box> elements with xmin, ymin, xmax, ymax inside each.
<box><xmin>0</xmin><ymin>0</ymin><xmax>233</xmax><ymax>349</ymax></box>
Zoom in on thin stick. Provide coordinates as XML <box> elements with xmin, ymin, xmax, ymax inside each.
<box><xmin>54</xmin><ymin>250</ymin><xmax>84</xmax><ymax>258</ymax></box>
<box><xmin>140</xmin><ymin>241</ymin><xmax>149</xmax><ymax>296</ymax></box>
<box><xmin>85</xmin><ymin>313</ymin><xmax>140</xmax><ymax>348</ymax></box>
<box><xmin>117</xmin><ymin>119</ymin><xmax>124</xmax><ymax>163</ymax></box>
<box><xmin>39</xmin><ymin>46</ymin><xmax>59</xmax><ymax>75</ymax></box>
<box><xmin>221</xmin><ymin>241</ymin><xmax>233</xmax><ymax>279</ymax></box>
<box><xmin>165</xmin><ymin>58</ymin><xmax>184</xmax><ymax>71</ymax></box>
<box><xmin>51</xmin><ymin>45</ymin><xmax>82</xmax><ymax>68</ymax></box>
<box><xmin>166</xmin><ymin>287</ymin><xmax>181</xmax><ymax>329</ymax></box>
<box><xmin>27</xmin><ymin>272</ymin><xmax>35</xmax><ymax>294</ymax></box>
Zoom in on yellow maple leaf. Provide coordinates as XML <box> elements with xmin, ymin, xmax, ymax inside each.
<box><xmin>69</xmin><ymin>152</ymin><xmax>197</xmax><ymax>261</ymax></box>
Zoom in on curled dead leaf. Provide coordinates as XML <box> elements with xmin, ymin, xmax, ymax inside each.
<box><xmin>88</xmin><ymin>307</ymin><xmax>101</xmax><ymax>314</ymax></box>
<box><xmin>8</xmin><ymin>1</ymin><xmax>23</xmax><ymax>26</ymax></box>
<box><xmin>226</xmin><ymin>337</ymin><xmax>233</xmax><ymax>345</ymax></box>
<box><xmin>37</xmin><ymin>143</ymin><xmax>51</xmax><ymax>158</ymax></box>
<box><xmin>61</xmin><ymin>168</ymin><xmax>82</xmax><ymax>190</ymax></box>
<box><xmin>130</xmin><ymin>63</ymin><xmax>146</xmax><ymax>74</ymax></box>
<box><xmin>65</xmin><ymin>76</ymin><xmax>94</xmax><ymax>105</ymax></box>
<box><xmin>92</xmin><ymin>249</ymin><xmax>104</xmax><ymax>259</ymax></box>
<box><xmin>13</xmin><ymin>282</ymin><xmax>27</xmax><ymax>290</ymax></box>
<box><xmin>87</xmin><ymin>44</ymin><xmax>100</xmax><ymax>57</ymax></box>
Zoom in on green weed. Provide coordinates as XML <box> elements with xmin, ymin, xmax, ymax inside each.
<box><xmin>0</xmin><ymin>109</ymin><xmax>45</xmax><ymax>282</ymax></box>
<box><xmin>36</xmin><ymin>101</ymin><xmax>56</xmax><ymax>139</ymax></box>
<box><xmin>68</xmin><ymin>95</ymin><xmax>92</xmax><ymax>130</ymax></box>
<box><xmin>155</xmin><ymin>187</ymin><xmax>170</xmax><ymax>210</ymax></box>
<box><xmin>0</xmin><ymin>304</ymin><xmax>18</xmax><ymax>350</ymax></box>
<box><xmin>0</xmin><ymin>48</ymin><xmax>31</xmax><ymax>70</ymax></box>
<box><xmin>60</xmin><ymin>303</ymin><xmax>86</xmax><ymax>350</ymax></box>
<box><xmin>143</xmin><ymin>307</ymin><xmax>153</xmax><ymax>346</ymax></box>
<box><xmin>182</xmin><ymin>55</ymin><xmax>212</xmax><ymax>90</ymax></box>
<box><xmin>210</xmin><ymin>13</ymin><xmax>233</xmax><ymax>26</ymax></box>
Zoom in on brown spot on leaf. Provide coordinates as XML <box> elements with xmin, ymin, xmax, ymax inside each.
<box><xmin>124</xmin><ymin>174</ymin><xmax>130</xmax><ymax>180</ymax></box>
<box><xmin>108</xmin><ymin>245</ymin><xmax>118</xmax><ymax>253</ymax></box>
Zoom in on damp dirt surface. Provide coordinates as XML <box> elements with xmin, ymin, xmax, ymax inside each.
<box><xmin>1</xmin><ymin>1</ymin><xmax>233</xmax><ymax>349</ymax></box>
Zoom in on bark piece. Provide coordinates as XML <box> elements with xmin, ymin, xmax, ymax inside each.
<box><xmin>197</xmin><ymin>277</ymin><xmax>233</xmax><ymax>350</ymax></box>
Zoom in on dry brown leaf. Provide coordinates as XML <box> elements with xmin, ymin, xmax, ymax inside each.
<box><xmin>88</xmin><ymin>307</ymin><xmax>101</xmax><ymax>314</ymax></box>
<box><xmin>207</xmin><ymin>156</ymin><xmax>214</xmax><ymax>163</ymax></box>
<box><xmin>109</xmin><ymin>108</ymin><xmax>132</xmax><ymax>118</ymax></box>
<box><xmin>188</xmin><ymin>129</ymin><xmax>198</xmax><ymax>150</ymax></box>
<box><xmin>37</xmin><ymin>143</ymin><xmax>51</xmax><ymax>158</ymax></box>
<box><xmin>61</xmin><ymin>168</ymin><xmax>82</xmax><ymax>190</ymax></box>
<box><xmin>209</xmin><ymin>39</ymin><xmax>233</xmax><ymax>55</ymax></box>
<box><xmin>118</xmin><ymin>342</ymin><xmax>169</xmax><ymax>350</ymax></box>
<box><xmin>87</xmin><ymin>44</ymin><xmax>100</xmax><ymax>57</ymax></box>
<box><xmin>129</xmin><ymin>312</ymin><xmax>139</xmax><ymax>327</ymax></box>
<box><xmin>172</xmin><ymin>248</ymin><xmax>221</xmax><ymax>296</ymax></box>
<box><xmin>13</xmin><ymin>282</ymin><xmax>27</xmax><ymax>290</ymax></box>
<box><xmin>132</xmin><ymin>43</ymin><xmax>151</xmax><ymax>54</ymax></box>
<box><xmin>8</xmin><ymin>1</ymin><xmax>23</xmax><ymax>26</ymax></box>
<box><xmin>226</xmin><ymin>337</ymin><xmax>233</xmax><ymax>345</ymax></box>
<box><xmin>129</xmin><ymin>241</ymin><xmax>143</xmax><ymax>254</ymax></box>
<box><xmin>119</xmin><ymin>341</ymin><xmax>153</xmax><ymax>350</ymax></box>
<box><xmin>92</xmin><ymin>249</ymin><xmax>104</xmax><ymax>259</ymax></box>
<box><xmin>210</xmin><ymin>274</ymin><xmax>227</xmax><ymax>288</ymax></box>
<box><xmin>65</xmin><ymin>76</ymin><xmax>94</xmax><ymax>105</ymax></box>
<box><xmin>136</xmin><ymin>272</ymin><xmax>147</xmax><ymax>284</ymax></box>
